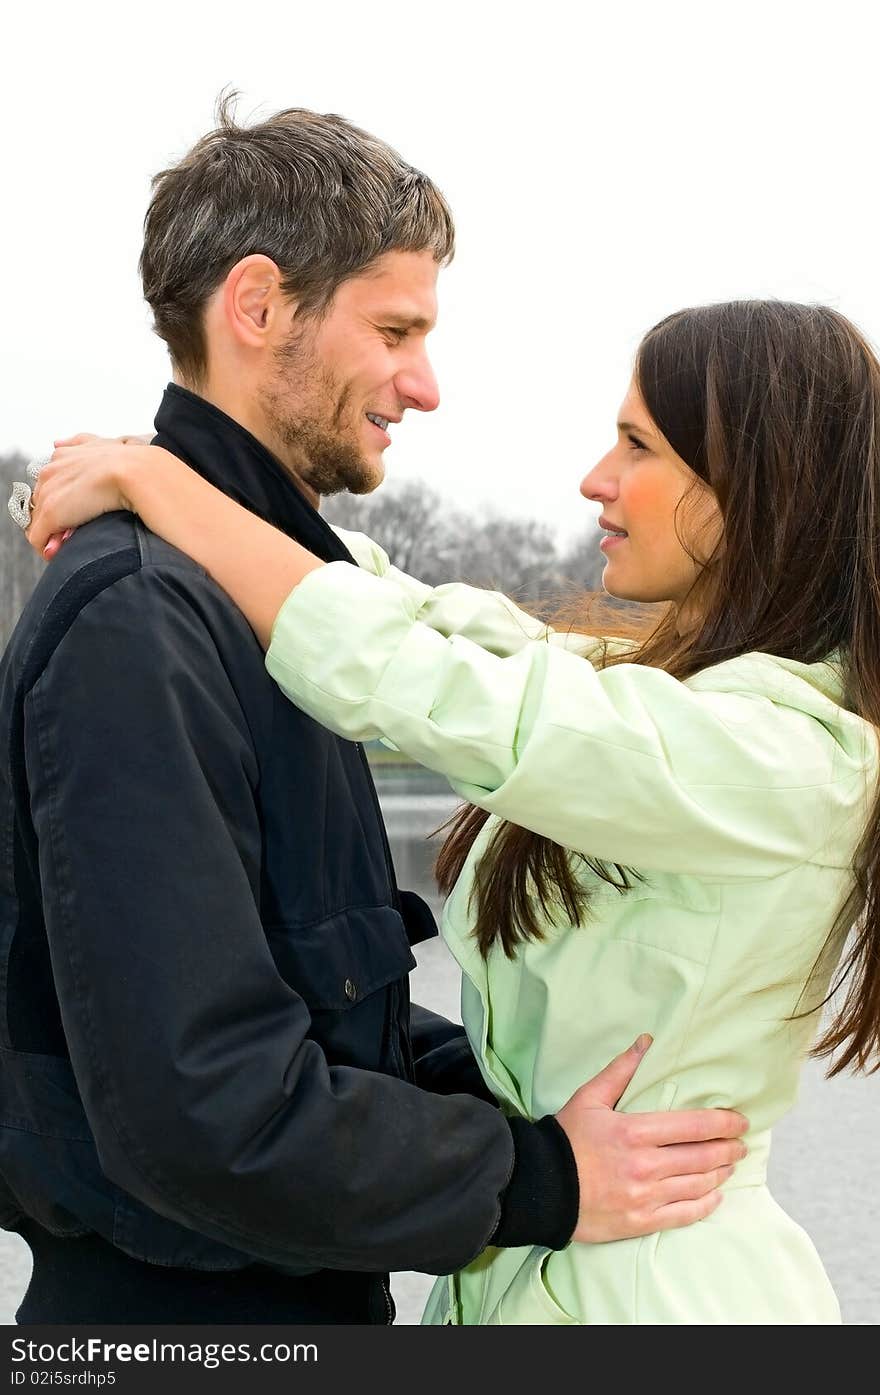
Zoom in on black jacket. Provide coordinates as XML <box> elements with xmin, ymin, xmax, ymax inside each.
<box><xmin>0</xmin><ymin>387</ymin><xmax>576</xmax><ymax>1322</ymax></box>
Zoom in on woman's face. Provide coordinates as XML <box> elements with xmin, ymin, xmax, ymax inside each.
<box><xmin>580</xmin><ymin>381</ymin><xmax>723</xmax><ymax>607</ymax></box>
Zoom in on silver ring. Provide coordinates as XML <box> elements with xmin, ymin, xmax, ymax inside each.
<box><xmin>27</xmin><ymin>455</ymin><xmax>50</xmax><ymax>485</ymax></box>
<box><xmin>8</xmin><ymin>482</ymin><xmax>33</xmax><ymax>531</ymax></box>
<box><xmin>7</xmin><ymin>455</ymin><xmax>52</xmax><ymax>531</ymax></box>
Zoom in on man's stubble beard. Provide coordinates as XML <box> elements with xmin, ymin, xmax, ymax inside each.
<box><xmin>259</xmin><ymin>325</ymin><xmax>380</xmax><ymax>499</ymax></box>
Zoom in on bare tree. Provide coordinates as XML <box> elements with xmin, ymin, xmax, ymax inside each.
<box><xmin>324</xmin><ymin>479</ymin><xmax>608</xmax><ymax>613</ymax></box>
<box><xmin>556</xmin><ymin>524</ymin><xmax>607</xmax><ymax>592</ymax></box>
<box><xmin>452</xmin><ymin>513</ymin><xmax>560</xmax><ymax>598</ymax></box>
<box><xmin>323</xmin><ymin>479</ymin><xmax>462</xmax><ymax>582</ymax></box>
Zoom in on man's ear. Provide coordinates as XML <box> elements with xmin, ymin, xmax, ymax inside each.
<box><xmin>221</xmin><ymin>255</ymin><xmax>293</xmax><ymax>349</ymax></box>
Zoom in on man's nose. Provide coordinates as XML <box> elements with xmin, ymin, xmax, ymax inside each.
<box><xmin>396</xmin><ymin>351</ymin><xmax>440</xmax><ymax>413</ymax></box>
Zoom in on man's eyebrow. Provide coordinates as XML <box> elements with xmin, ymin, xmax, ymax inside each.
<box><xmin>379</xmin><ymin>312</ymin><xmax>436</xmax><ymax>331</ymax></box>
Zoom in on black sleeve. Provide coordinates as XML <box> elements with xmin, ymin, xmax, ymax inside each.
<box><xmin>409</xmin><ymin>1003</ymin><xmax>499</xmax><ymax>1105</ymax></box>
<box><xmin>407</xmin><ymin>1007</ymin><xmax>578</xmax><ymax>1247</ymax></box>
<box><xmin>25</xmin><ymin>565</ymin><xmax>576</xmax><ymax>1274</ymax></box>
<box><xmin>491</xmin><ymin>1117</ymin><xmax>579</xmax><ymax>1251</ymax></box>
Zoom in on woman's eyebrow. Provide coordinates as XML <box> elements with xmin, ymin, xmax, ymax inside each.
<box><xmin>617</xmin><ymin>420</ymin><xmax>658</xmax><ymax>439</ymax></box>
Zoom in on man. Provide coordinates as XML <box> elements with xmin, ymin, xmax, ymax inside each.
<box><xmin>0</xmin><ymin>101</ymin><xmax>746</xmax><ymax>1323</ymax></box>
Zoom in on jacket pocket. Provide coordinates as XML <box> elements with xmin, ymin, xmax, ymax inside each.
<box><xmin>266</xmin><ymin>905</ymin><xmax>416</xmax><ymax>1074</ymax></box>
<box><xmin>0</xmin><ymin>1046</ymin><xmax>93</xmax><ymax>1143</ymax></box>
<box><xmin>0</xmin><ymin>1045</ymin><xmax>258</xmax><ymax>1265</ymax></box>
<box><xmin>0</xmin><ymin>1047</ymin><xmax>105</xmax><ymax>1238</ymax></box>
<box><xmin>398</xmin><ymin>890</ymin><xmax>439</xmax><ymax>948</ymax></box>
<box><xmin>266</xmin><ymin>904</ymin><xmax>416</xmax><ymax>1008</ymax></box>
<box><xmin>489</xmin><ymin>1247</ymin><xmax>580</xmax><ymax>1326</ymax></box>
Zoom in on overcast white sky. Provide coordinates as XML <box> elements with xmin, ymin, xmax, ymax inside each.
<box><xmin>5</xmin><ymin>0</ymin><xmax>880</xmax><ymax>543</ymax></box>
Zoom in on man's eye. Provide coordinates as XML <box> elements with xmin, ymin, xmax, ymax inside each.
<box><xmin>382</xmin><ymin>327</ymin><xmax>408</xmax><ymax>343</ymax></box>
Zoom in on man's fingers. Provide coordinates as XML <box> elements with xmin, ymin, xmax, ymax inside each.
<box><xmin>601</xmin><ymin>1187</ymin><xmax>725</xmax><ymax>1242</ymax></box>
<box><xmin>649</xmin><ymin>1190</ymin><xmax>724</xmax><ymax>1231</ymax></box>
<box><xmin>575</xmin><ymin>1035</ymin><xmax>653</xmax><ymax>1110</ymax></box>
<box><xmin>655</xmin><ymin>1164</ymin><xmax>734</xmax><ymax>1204</ymax></box>
<box><xmin>652</xmin><ymin>1138</ymin><xmax>747</xmax><ymax>1179</ymax></box>
<box><xmin>632</xmin><ymin>1108</ymin><xmax>748</xmax><ymax>1147</ymax></box>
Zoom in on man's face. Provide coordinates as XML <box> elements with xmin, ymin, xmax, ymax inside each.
<box><xmin>259</xmin><ymin>249</ymin><xmax>440</xmax><ymax>498</ymax></box>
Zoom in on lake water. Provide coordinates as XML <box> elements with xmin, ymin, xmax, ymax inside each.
<box><xmin>2</xmin><ymin>774</ymin><xmax>878</xmax><ymax>1324</ymax></box>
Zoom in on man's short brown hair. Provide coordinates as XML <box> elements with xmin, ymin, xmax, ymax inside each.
<box><xmin>140</xmin><ymin>94</ymin><xmax>455</xmax><ymax>383</ymax></box>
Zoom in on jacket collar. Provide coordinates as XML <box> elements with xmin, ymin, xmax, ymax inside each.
<box><xmin>152</xmin><ymin>384</ymin><xmax>354</xmax><ymax>565</ymax></box>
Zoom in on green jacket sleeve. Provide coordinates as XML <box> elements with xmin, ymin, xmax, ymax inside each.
<box><xmin>267</xmin><ymin>563</ymin><xmax>876</xmax><ymax>879</ymax></box>
<box><xmin>331</xmin><ymin>525</ymin><xmax>621</xmax><ymax>659</ymax></box>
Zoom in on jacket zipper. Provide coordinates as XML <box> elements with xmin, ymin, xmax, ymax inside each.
<box><xmin>357</xmin><ymin>743</ymin><xmax>401</xmax><ymax>913</ymax></box>
<box><xmin>380</xmin><ymin>1277</ymin><xmax>395</xmax><ymax>1324</ymax></box>
<box><xmin>356</xmin><ymin>742</ymin><xmax>415</xmax><ymax>1083</ymax></box>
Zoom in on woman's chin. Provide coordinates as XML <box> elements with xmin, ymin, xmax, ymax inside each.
<box><xmin>602</xmin><ymin>570</ymin><xmax>642</xmax><ymax>603</ymax></box>
<box><xmin>602</xmin><ymin>564</ymin><xmax>670</xmax><ymax>606</ymax></box>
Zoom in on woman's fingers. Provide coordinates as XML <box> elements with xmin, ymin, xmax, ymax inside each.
<box><xmin>52</xmin><ymin>433</ymin><xmax>150</xmax><ymax>448</ymax></box>
<box><xmin>42</xmin><ymin>529</ymin><xmax>75</xmax><ymax>561</ymax></box>
<box><xmin>25</xmin><ymin>508</ymin><xmax>52</xmax><ymax>555</ymax></box>
<box><xmin>26</xmin><ymin>439</ymin><xmax>130</xmax><ymax>557</ymax></box>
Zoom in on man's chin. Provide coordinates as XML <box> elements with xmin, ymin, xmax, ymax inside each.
<box><xmin>348</xmin><ymin>456</ymin><xmax>386</xmax><ymax>496</ymax></box>
<box><xmin>302</xmin><ymin>449</ymin><xmax>386</xmax><ymax>499</ymax></box>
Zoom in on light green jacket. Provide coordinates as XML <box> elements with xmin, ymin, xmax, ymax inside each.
<box><xmin>266</xmin><ymin>531</ymin><xmax>877</xmax><ymax>1325</ymax></box>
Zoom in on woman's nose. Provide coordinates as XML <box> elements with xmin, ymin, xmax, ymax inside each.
<box><xmin>580</xmin><ymin>455</ymin><xmax>618</xmax><ymax>502</ymax></box>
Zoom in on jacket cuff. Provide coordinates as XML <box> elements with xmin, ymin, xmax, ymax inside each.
<box><xmin>490</xmin><ymin>1115</ymin><xmax>579</xmax><ymax>1251</ymax></box>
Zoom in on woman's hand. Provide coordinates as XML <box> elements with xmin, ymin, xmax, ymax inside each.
<box><xmin>28</xmin><ymin>432</ymin><xmax>323</xmax><ymax>648</ymax></box>
<box><xmin>27</xmin><ymin>433</ymin><xmax>149</xmax><ymax>559</ymax></box>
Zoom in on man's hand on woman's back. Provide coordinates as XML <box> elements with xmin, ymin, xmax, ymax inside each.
<box><xmin>556</xmin><ymin>1035</ymin><xmax>748</xmax><ymax>1243</ymax></box>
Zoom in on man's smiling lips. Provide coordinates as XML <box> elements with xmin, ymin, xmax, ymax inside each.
<box><xmin>366</xmin><ymin>411</ymin><xmax>401</xmax><ymax>446</ymax></box>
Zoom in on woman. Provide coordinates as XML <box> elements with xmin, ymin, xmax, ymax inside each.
<box><xmin>22</xmin><ymin>300</ymin><xmax>880</xmax><ymax>1324</ymax></box>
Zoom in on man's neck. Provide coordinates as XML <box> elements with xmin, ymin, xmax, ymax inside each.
<box><xmin>174</xmin><ymin>374</ymin><xmax>321</xmax><ymax>510</ymax></box>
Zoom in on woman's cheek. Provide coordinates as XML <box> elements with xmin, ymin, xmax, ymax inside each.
<box><xmin>622</xmin><ymin>469</ymin><xmax>681</xmax><ymax>526</ymax></box>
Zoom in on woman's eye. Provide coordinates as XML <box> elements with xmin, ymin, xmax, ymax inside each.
<box><xmin>628</xmin><ymin>434</ymin><xmax>648</xmax><ymax>453</ymax></box>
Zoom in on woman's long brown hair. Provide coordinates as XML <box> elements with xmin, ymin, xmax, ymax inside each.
<box><xmin>435</xmin><ymin>301</ymin><xmax>880</xmax><ymax>1075</ymax></box>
